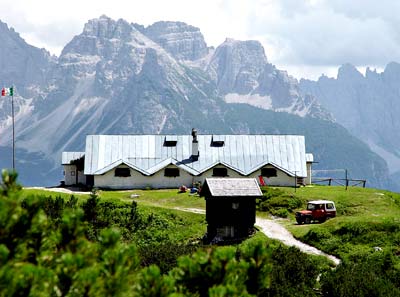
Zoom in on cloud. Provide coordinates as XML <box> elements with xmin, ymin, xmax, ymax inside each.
<box><xmin>0</xmin><ymin>0</ymin><xmax>399</xmax><ymax>79</ymax></box>
<box><xmin>0</xmin><ymin>0</ymin><xmax>248</xmax><ymax>55</ymax></box>
<box><xmin>246</xmin><ymin>0</ymin><xmax>400</xmax><ymax>70</ymax></box>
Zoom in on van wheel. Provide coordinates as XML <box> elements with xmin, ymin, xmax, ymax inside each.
<box><xmin>305</xmin><ymin>217</ymin><xmax>311</xmax><ymax>224</ymax></box>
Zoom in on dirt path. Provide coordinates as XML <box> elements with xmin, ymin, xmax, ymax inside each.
<box><xmin>174</xmin><ymin>207</ymin><xmax>340</xmax><ymax>265</ymax></box>
<box><xmin>25</xmin><ymin>187</ymin><xmax>90</xmax><ymax>195</ymax></box>
<box><xmin>173</xmin><ymin>207</ymin><xmax>206</xmax><ymax>214</ymax></box>
<box><xmin>256</xmin><ymin>217</ymin><xmax>340</xmax><ymax>265</ymax></box>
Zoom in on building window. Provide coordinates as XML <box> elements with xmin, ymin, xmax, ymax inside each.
<box><xmin>217</xmin><ymin>226</ymin><xmax>235</xmax><ymax>237</ymax></box>
<box><xmin>213</xmin><ymin>167</ymin><xmax>228</xmax><ymax>177</ymax></box>
<box><xmin>211</xmin><ymin>140</ymin><xmax>224</xmax><ymax>147</ymax></box>
<box><xmin>164</xmin><ymin>168</ymin><xmax>180</xmax><ymax>177</ymax></box>
<box><xmin>115</xmin><ymin>168</ymin><xmax>131</xmax><ymax>177</ymax></box>
<box><xmin>297</xmin><ymin>177</ymin><xmax>304</xmax><ymax>185</ymax></box>
<box><xmin>164</xmin><ymin>136</ymin><xmax>178</xmax><ymax>147</ymax></box>
<box><xmin>211</xmin><ymin>136</ymin><xmax>225</xmax><ymax>147</ymax></box>
<box><xmin>232</xmin><ymin>202</ymin><xmax>239</xmax><ymax>210</ymax></box>
<box><xmin>164</xmin><ymin>140</ymin><xmax>177</xmax><ymax>147</ymax></box>
<box><xmin>261</xmin><ymin>168</ymin><xmax>277</xmax><ymax>177</ymax></box>
<box><xmin>71</xmin><ymin>171</ymin><xmax>75</xmax><ymax>176</ymax></box>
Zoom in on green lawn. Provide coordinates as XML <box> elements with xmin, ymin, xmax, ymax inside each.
<box><xmin>21</xmin><ymin>188</ymin><xmax>207</xmax><ymax>243</ymax></box>
<box><xmin>279</xmin><ymin>185</ymin><xmax>400</xmax><ymax>227</ymax></box>
<box><xmin>276</xmin><ymin>185</ymin><xmax>400</xmax><ymax>260</ymax></box>
<box><xmin>21</xmin><ymin>188</ymin><xmax>206</xmax><ymax>209</ymax></box>
<box><xmin>21</xmin><ymin>185</ymin><xmax>400</xmax><ymax>262</ymax></box>
<box><xmin>100</xmin><ymin>189</ymin><xmax>206</xmax><ymax>209</ymax></box>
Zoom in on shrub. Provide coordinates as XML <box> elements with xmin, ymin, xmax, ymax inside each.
<box><xmin>257</xmin><ymin>187</ymin><xmax>302</xmax><ymax>215</ymax></box>
<box><xmin>304</xmin><ymin>228</ymin><xmax>333</xmax><ymax>244</ymax></box>
<box><xmin>321</xmin><ymin>252</ymin><xmax>400</xmax><ymax>297</ymax></box>
<box><xmin>272</xmin><ymin>208</ymin><xmax>289</xmax><ymax>218</ymax></box>
<box><xmin>172</xmin><ymin>242</ymin><xmax>273</xmax><ymax>296</ymax></box>
<box><xmin>138</xmin><ymin>242</ymin><xmax>199</xmax><ymax>273</ymax></box>
<box><xmin>267</xmin><ymin>245</ymin><xmax>320</xmax><ymax>297</ymax></box>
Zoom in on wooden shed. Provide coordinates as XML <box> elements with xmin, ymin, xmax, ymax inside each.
<box><xmin>200</xmin><ymin>178</ymin><xmax>262</xmax><ymax>244</ymax></box>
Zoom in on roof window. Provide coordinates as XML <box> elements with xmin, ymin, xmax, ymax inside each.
<box><xmin>164</xmin><ymin>136</ymin><xmax>178</xmax><ymax>147</ymax></box>
<box><xmin>211</xmin><ymin>135</ymin><xmax>224</xmax><ymax>147</ymax></box>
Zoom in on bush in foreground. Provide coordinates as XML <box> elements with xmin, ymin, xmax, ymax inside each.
<box><xmin>0</xmin><ymin>170</ymin><xmax>325</xmax><ymax>296</ymax></box>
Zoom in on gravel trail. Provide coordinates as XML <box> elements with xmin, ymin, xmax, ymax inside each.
<box><xmin>256</xmin><ymin>217</ymin><xmax>340</xmax><ymax>265</ymax></box>
<box><xmin>175</xmin><ymin>207</ymin><xmax>340</xmax><ymax>265</ymax></box>
<box><xmin>25</xmin><ymin>187</ymin><xmax>90</xmax><ymax>195</ymax></box>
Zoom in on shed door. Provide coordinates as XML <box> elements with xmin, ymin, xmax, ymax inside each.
<box><xmin>86</xmin><ymin>175</ymin><xmax>94</xmax><ymax>187</ymax></box>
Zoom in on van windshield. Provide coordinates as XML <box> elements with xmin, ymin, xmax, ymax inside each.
<box><xmin>307</xmin><ymin>203</ymin><xmax>316</xmax><ymax>210</ymax></box>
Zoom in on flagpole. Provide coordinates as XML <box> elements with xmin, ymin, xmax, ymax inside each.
<box><xmin>11</xmin><ymin>86</ymin><xmax>15</xmax><ymax>171</ymax></box>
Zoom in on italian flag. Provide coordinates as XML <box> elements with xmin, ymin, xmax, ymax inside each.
<box><xmin>1</xmin><ymin>87</ymin><xmax>13</xmax><ymax>96</ymax></box>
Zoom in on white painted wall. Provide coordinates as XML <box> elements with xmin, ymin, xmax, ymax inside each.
<box><xmin>190</xmin><ymin>165</ymin><xmax>295</xmax><ymax>188</ymax></box>
<box><xmin>94</xmin><ymin>164</ymin><xmax>195</xmax><ymax>189</ymax></box>
<box><xmin>64</xmin><ymin>165</ymin><xmax>86</xmax><ymax>186</ymax></box>
<box><xmin>306</xmin><ymin>162</ymin><xmax>312</xmax><ymax>185</ymax></box>
<box><xmin>248</xmin><ymin>164</ymin><xmax>295</xmax><ymax>187</ymax></box>
<box><xmin>93</xmin><ymin>164</ymin><xmax>298</xmax><ymax>189</ymax></box>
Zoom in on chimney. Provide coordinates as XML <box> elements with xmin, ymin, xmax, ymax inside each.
<box><xmin>191</xmin><ymin>128</ymin><xmax>199</xmax><ymax>160</ymax></box>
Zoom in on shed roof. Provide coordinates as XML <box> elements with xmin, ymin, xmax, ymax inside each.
<box><xmin>306</xmin><ymin>153</ymin><xmax>314</xmax><ymax>163</ymax></box>
<box><xmin>62</xmin><ymin>152</ymin><xmax>85</xmax><ymax>165</ymax></box>
<box><xmin>83</xmin><ymin>134</ymin><xmax>308</xmax><ymax>177</ymax></box>
<box><xmin>202</xmin><ymin>178</ymin><xmax>262</xmax><ymax>197</ymax></box>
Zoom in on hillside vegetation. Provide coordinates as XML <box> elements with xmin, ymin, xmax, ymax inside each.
<box><xmin>2</xmin><ymin>171</ymin><xmax>328</xmax><ymax>296</ymax></box>
<box><xmin>10</xmin><ymin>177</ymin><xmax>400</xmax><ymax>296</ymax></box>
<box><xmin>260</xmin><ymin>185</ymin><xmax>400</xmax><ymax>296</ymax></box>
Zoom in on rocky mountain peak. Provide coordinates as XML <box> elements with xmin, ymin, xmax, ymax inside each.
<box><xmin>142</xmin><ymin>21</ymin><xmax>208</xmax><ymax>61</ymax></box>
<box><xmin>207</xmin><ymin>38</ymin><xmax>268</xmax><ymax>95</ymax></box>
<box><xmin>60</xmin><ymin>15</ymin><xmax>145</xmax><ymax>64</ymax></box>
<box><xmin>382</xmin><ymin>62</ymin><xmax>400</xmax><ymax>82</ymax></box>
<box><xmin>337</xmin><ymin>63</ymin><xmax>363</xmax><ymax>81</ymax></box>
<box><xmin>82</xmin><ymin>15</ymin><xmax>133</xmax><ymax>40</ymax></box>
<box><xmin>0</xmin><ymin>17</ymin><xmax>392</xmax><ymax>191</ymax></box>
<box><xmin>0</xmin><ymin>19</ymin><xmax>54</xmax><ymax>94</ymax></box>
<box><xmin>219</xmin><ymin>38</ymin><xmax>268</xmax><ymax>61</ymax></box>
<box><xmin>365</xmin><ymin>67</ymin><xmax>380</xmax><ymax>80</ymax></box>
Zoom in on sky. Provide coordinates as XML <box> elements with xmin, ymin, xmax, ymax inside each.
<box><xmin>0</xmin><ymin>0</ymin><xmax>398</xmax><ymax>80</ymax></box>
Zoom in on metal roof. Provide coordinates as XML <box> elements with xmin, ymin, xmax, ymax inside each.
<box><xmin>203</xmin><ymin>178</ymin><xmax>262</xmax><ymax>197</ymax></box>
<box><xmin>83</xmin><ymin>134</ymin><xmax>308</xmax><ymax>177</ymax></box>
<box><xmin>308</xmin><ymin>200</ymin><xmax>335</xmax><ymax>204</ymax></box>
<box><xmin>62</xmin><ymin>152</ymin><xmax>85</xmax><ymax>165</ymax></box>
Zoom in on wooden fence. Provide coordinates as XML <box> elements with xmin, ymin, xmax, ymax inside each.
<box><xmin>312</xmin><ymin>178</ymin><xmax>366</xmax><ymax>189</ymax></box>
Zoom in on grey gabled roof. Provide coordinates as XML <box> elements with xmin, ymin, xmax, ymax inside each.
<box><xmin>62</xmin><ymin>152</ymin><xmax>85</xmax><ymax>165</ymax></box>
<box><xmin>83</xmin><ymin>134</ymin><xmax>308</xmax><ymax>177</ymax></box>
<box><xmin>203</xmin><ymin>178</ymin><xmax>262</xmax><ymax>197</ymax></box>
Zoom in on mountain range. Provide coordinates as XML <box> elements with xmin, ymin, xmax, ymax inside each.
<box><xmin>0</xmin><ymin>16</ymin><xmax>397</xmax><ymax>191</ymax></box>
<box><xmin>300</xmin><ymin>64</ymin><xmax>400</xmax><ymax>186</ymax></box>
